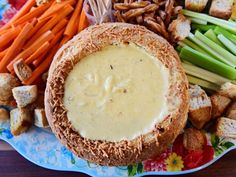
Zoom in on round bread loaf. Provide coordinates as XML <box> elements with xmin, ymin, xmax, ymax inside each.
<box><xmin>45</xmin><ymin>23</ymin><xmax>189</xmax><ymax>166</ymax></box>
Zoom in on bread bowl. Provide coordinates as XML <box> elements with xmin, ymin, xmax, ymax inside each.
<box><xmin>45</xmin><ymin>23</ymin><xmax>189</xmax><ymax>166</ymax></box>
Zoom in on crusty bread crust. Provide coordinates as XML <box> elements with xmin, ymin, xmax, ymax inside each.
<box><xmin>45</xmin><ymin>23</ymin><xmax>189</xmax><ymax>166</ymax></box>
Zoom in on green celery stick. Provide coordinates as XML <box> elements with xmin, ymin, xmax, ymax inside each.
<box><xmin>217</xmin><ymin>34</ymin><xmax>236</xmax><ymax>55</ymax></box>
<box><xmin>182</xmin><ymin>9</ymin><xmax>236</xmax><ymax>34</ymax></box>
<box><xmin>180</xmin><ymin>46</ymin><xmax>236</xmax><ymax>80</ymax></box>
<box><xmin>187</xmin><ymin>75</ymin><xmax>219</xmax><ymax>91</ymax></box>
<box><xmin>182</xmin><ymin>62</ymin><xmax>233</xmax><ymax>85</ymax></box>
<box><xmin>195</xmin><ymin>31</ymin><xmax>236</xmax><ymax>67</ymax></box>
<box><xmin>214</xmin><ymin>26</ymin><xmax>236</xmax><ymax>45</ymax></box>
<box><xmin>192</xmin><ymin>24</ymin><xmax>216</xmax><ymax>32</ymax></box>
<box><xmin>204</xmin><ymin>29</ymin><xmax>225</xmax><ymax>48</ymax></box>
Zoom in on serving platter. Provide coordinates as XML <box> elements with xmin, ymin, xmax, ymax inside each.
<box><xmin>0</xmin><ymin>120</ymin><xmax>236</xmax><ymax>177</ymax></box>
<box><xmin>0</xmin><ymin>0</ymin><xmax>236</xmax><ymax>176</ymax></box>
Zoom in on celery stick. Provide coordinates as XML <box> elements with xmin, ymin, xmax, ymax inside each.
<box><xmin>182</xmin><ymin>38</ymin><xmax>209</xmax><ymax>55</ymax></box>
<box><xmin>187</xmin><ymin>75</ymin><xmax>219</xmax><ymax>91</ymax></box>
<box><xmin>182</xmin><ymin>62</ymin><xmax>232</xmax><ymax>85</ymax></box>
<box><xmin>191</xmin><ymin>24</ymin><xmax>216</xmax><ymax>32</ymax></box>
<box><xmin>189</xmin><ymin>17</ymin><xmax>207</xmax><ymax>25</ymax></box>
<box><xmin>182</xmin><ymin>9</ymin><xmax>236</xmax><ymax>34</ymax></box>
<box><xmin>195</xmin><ymin>31</ymin><xmax>236</xmax><ymax>66</ymax></box>
<box><xmin>217</xmin><ymin>34</ymin><xmax>236</xmax><ymax>55</ymax></box>
<box><xmin>204</xmin><ymin>29</ymin><xmax>225</xmax><ymax>48</ymax></box>
<box><xmin>214</xmin><ymin>26</ymin><xmax>236</xmax><ymax>45</ymax></box>
<box><xmin>180</xmin><ymin>46</ymin><xmax>236</xmax><ymax>80</ymax></box>
<box><xmin>176</xmin><ymin>46</ymin><xmax>182</xmax><ymax>52</ymax></box>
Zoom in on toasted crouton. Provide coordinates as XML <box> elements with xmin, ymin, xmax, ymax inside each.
<box><xmin>185</xmin><ymin>0</ymin><xmax>208</xmax><ymax>12</ymax></box>
<box><xmin>226</xmin><ymin>102</ymin><xmax>236</xmax><ymax>120</ymax></box>
<box><xmin>0</xmin><ymin>73</ymin><xmax>20</xmax><ymax>101</ymax></box>
<box><xmin>12</xmin><ymin>85</ymin><xmax>38</xmax><ymax>108</ymax></box>
<box><xmin>216</xmin><ymin>117</ymin><xmax>236</xmax><ymax>138</ymax></box>
<box><xmin>183</xmin><ymin>128</ymin><xmax>205</xmax><ymax>150</ymax></box>
<box><xmin>218</xmin><ymin>82</ymin><xmax>236</xmax><ymax>100</ymax></box>
<box><xmin>209</xmin><ymin>0</ymin><xmax>234</xmax><ymax>19</ymax></box>
<box><xmin>0</xmin><ymin>108</ymin><xmax>9</xmax><ymax>122</ymax></box>
<box><xmin>34</xmin><ymin>109</ymin><xmax>49</xmax><ymax>128</ymax></box>
<box><xmin>188</xmin><ymin>85</ymin><xmax>212</xmax><ymax>129</ymax></box>
<box><xmin>13</xmin><ymin>59</ymin><xmax>32</xmax><ymax>82</ymax></box>
<box><xmin>211</xmin><ymin>94</ymin><xmax>231</xmax><ymax>118</ymax></box>
<box><xmin>168</xmin><ymin>14</ymin><xmax>191</xmax><ymax>42</ymax></box>
<box><xmin>10</xmin><ymin>108</ymin><xmax>32</xmax><ymax>136</ymax></box>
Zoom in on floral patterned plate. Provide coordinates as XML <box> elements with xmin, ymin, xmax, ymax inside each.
<box><xmin>0</xmin><ymin>1</ymin><xmax>236</xmax><ymax>176</ymax></box>
<box><xmin>1</xmin><ymin>120</ymin><xmax>236</xmax><ymax>177</ymax></box>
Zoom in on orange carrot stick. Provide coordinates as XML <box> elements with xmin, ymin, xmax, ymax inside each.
<box><xmin>64</xmin><ymin>0</ymin><xmax>83</xmax><ymax>37</ymax></box>
<box><xmin>33</xmin><ymin>28</ymin><xmax>65</xmax><ymax>66</ymax></box>
<box><xmin>0</xmin><ymin>0</ymin><xmax>35</xmax><ymax>31</ymax></box>
<box><xmin>7</xmin><ymin>30</ymin><xmax>55</xmax><ymax>72</ymax></box>
<box><xmin>39</xmin><ymin>0</ymin><xmax>76</xmax><ymax>21</ymax></box>
<box><xmin>12</xmin><ymin>2</ymin><xmax>51</xmax><ymax>27</ymax></box>
<box><xmin>78</xmin><ymin>9</ymin><xmax>89</xmax><ymax>32</ymax></box>
<box><xmin>0</xmin><ymin>23</ymin><xmax>33</xmax><ymax>72</ymax></box>
<box><xmin>23</xmin><ymin>44</ymin><xmax>60</xmax><ymax>85</ymax></box>
<box><xmin>0</xmin><ymin>26</ymin><xmax>21</xmax><ymax>49</ymax></box>
<box><xmin>25</xmin><ymin>41</ymin><xmax>50</xmax><ymax>64</ymax></box>
<box><xmin>59</xmin><ymin>35</ymin><xmax>71</xmax><ymax>47</ymax></box>
<box><xmin>0</xmin><ymin>48</ymin><xmax>8</xmax><ymax>61</ymax></box>
<box><xmin>51</xmin><ymin>18</ymin><xmax>68</xmax><ymax>34</ymax></box>
<box><xmin>24</xmin><ymin>17</ymin><xmax>50</xmax><ymax>44</ymax></box>
<box><xmin>27</xmin><ymin>5</ymin><xmax>74</xmax><ymax>46</ymax></box>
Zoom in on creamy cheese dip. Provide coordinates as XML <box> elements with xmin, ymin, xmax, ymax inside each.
<box><xmin>63</xmin><ymin>44</ymin><xmax>169</xmax><ymax>141</ymax></box>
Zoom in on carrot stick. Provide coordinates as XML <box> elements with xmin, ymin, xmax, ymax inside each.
<box><xmin>51</xmin><ymin>18</ymin><xmax>68</xmax><ymax>34</ymax></box>
<box><xmin>64</xmin><ymin>0</ymin><xmax>83</xmax><ymax>37</ymax></box>
<box><xmin>27</xmin><ymin>5</ymin><xmax>74</xmax><ymax>46</ymax></box>
<box><xmin>25</xmin><ymin>41</ymin><xmax>50</xmax><ymax>64</ymax></box>
<box><xmin>23</xmin><ymin>44</ymin><xmax>60</xmax><ymax>85</ymax></box>
<box><xmin>0</xmin><ymin>26</ymin><xmax>21</xmax><ymax>49</ymax></box>
<box><xmin>0</xmin><ymin>0</ymin><xmax>35</xmax><ymax>31</ymax></box>
<box><xmin>24</xmin><ymin>18</ymin><xmax>50</xmax><ymax>45</ymax></box>
<box><xmin>12</xmin><ymin>2</ymin><xmax>51</xmax><ymax>27</ymax></box>
<box><xmin>0</xmin><ymin>48</ymin><xmax>8</xmax><ymax>61</ymax></box>
<box><xmin>0</xmin><ymin>22</ymin><xmax>34</xmax><ymax>72</ymax></box>
<box><xmin>0</xmin><ymin>28</ymin><xmax>9</xmax><ymax>35</ymax></box>
<box><xmin>59</xmin><ymin>35</ymin><xmax>71</xmax><ymax>47</ymax></box>
<box><xmin>33</xmin><ymin>28</ymin><xmax>65</xmax><ymax>66</ymax></box>
<box><xmin>78</xmin><ymin>9</ymin><xmax>89</xmax><ymax>32</ymax></box>
<box><xmin>7</xmin><ymin>30</ymin><xmax>55</xmax><ymax>72</ymax></box>
<box><xmin>39</xmin><ymin>0</ymin><xmax>76</xmax><ymax>21</ymax></box>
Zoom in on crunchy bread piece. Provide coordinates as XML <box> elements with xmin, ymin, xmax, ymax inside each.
<box><xmin>211</xmin><ymin>94</ymin><xmax>231</xmax><ymax>118</ymax></box>
<box><xmin>10</xmin><ymin>108</ymin><xmax>32</xmax><ymax>136</ymax></box>
<box><xmin>168</xmin><ymin>14</ymin><xmax>191</xmax><ymax>42</ymax></box>
<box><xmin>209</xmin><ymin>0</ymin><xmax>234</xmax><ymax>19</ymax></box>
<box><xmin>188</xmin><ymin>85</ymin><xmax>212</xmax><ymax>129</ymax></box>
<box><xmin>226</xmin><ymin>102</ymin><xmax>236</xmax><ymax>120</ymax></box>
<box><xmin>13</xmin><ymin>59</ymin><xmax>32</xmax><ymax>82</ymax></box>
<box><xmin>183</xmin><ymin>128</ymin><xmax>205</xmax><ymax>150</ymax></box>
<box><xmin>218</xmin><ymin>82</ymin><xmax>236</xmax><ymax>100</ymax></box>
<box><xmin>12</xmin><ymin>85</ymin><xmax>38</xmax><ymax>108</ymax></box>
<box><xmin>34</xmin><ymin>109</ymin><xmax>49</xmax><ymax>128</ymax></box>
<box><xmin>0</xmin><ymin>73</ymin><xmax>20</xmax><ymax>101</ymax></box>
<box><xmin>185</xmin><ymin>0</ymin><xmax>208</xmax><ymax>12</ymax></box>
<box><xmin>0</xmin><ymin>108</ymin><xmax>9</xmax><ymax>122</ymax></box>
<box><xmin>216</xmin><ymin>117</ymin><xmax>236</xmax><ymax>138</ymax></box>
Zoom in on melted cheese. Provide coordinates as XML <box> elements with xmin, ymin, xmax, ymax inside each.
<box><xmin>63</xmin><ymin>44</ymin><xmax>169</xmax><ymax>141</ymax></box>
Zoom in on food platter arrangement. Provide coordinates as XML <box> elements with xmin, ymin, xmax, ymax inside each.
<box><xmin>0</xmin><ymin>0</ymin><xmax>236</xmax><ymax>176</ymax></box>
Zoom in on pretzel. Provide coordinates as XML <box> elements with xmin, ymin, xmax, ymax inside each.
<box><xmin>114</xmin><ymin>1</ymin><xmax>150</xmax><ymax>10</ymax></box>
<box><xmin>145</xmin><ymin>19</ymin><xmax>169</xmax><ymax>39</ymax></box>
<box><xmin>136</xmin><ymin>15</ymin><xmax>144</xmax><ymax>24</ymax></box>
<box><xmin>114</xmin><ymin>10</ymin><xmax>126</xmax><ymax>22</ymax></box>
<box><xmin>164</xmin><ymin>0</ymin><xmax>174</xmax><ymax>25</ymax></box>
